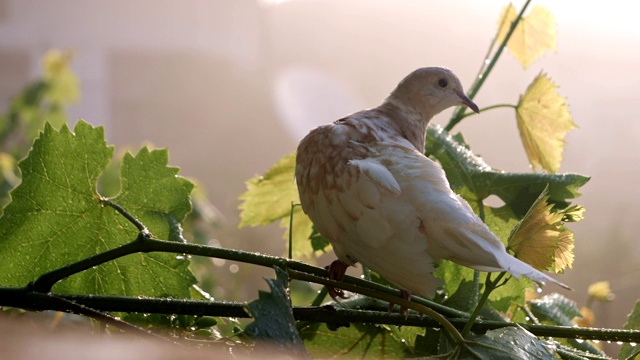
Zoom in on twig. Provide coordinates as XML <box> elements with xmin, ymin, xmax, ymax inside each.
<box><xmin>445</xmin><ymin>0</ymin><xmax>532</xmax><ymax>131</ymax></box>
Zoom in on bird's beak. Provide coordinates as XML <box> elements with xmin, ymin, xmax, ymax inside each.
<box><xmin>456</xmin><ymin>90</ymin><xmax>480</xmax><ymax>113</ymax></box>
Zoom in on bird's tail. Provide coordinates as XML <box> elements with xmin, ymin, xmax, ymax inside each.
<box><xmin>500</xmin><ymin>255</ymin><xmax>571</xmax><ymax>290</ymax></box>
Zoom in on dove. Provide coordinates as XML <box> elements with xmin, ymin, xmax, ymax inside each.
<box><xmin>294</xmin><ymin>67</ymin><xmax>569</xmax><ymax>300</ymax></box>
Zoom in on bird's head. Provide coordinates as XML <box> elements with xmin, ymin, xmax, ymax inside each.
<box><xmin>386</xmin><ymin>67</ymin><xmax>479</xmax><ymax>119</ymax></box>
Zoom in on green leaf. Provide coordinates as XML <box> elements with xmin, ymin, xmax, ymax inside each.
<box><xmin>464</xmin><ymin>326</ymin><xmax>556</xmax><ymax>359</ymax></box>
<box><xmin>281</xmin><ymin>205</ymin><xmax>324</xmax><ymax>261</ymax></box>
<box><xmin>244</xmin><ymin>267</ymin><xmax>307</xmax><ymax>357</ymax></box>
<box><xmin>436</xmin><ymin>260</ymin><xmax>529</xmax><ymax>313</ymax></box>
<box><xmin>517</xmin><ymin>73</ymin><xmax>577</xmax><ymax>173</ymax></box>
<box><xmin>529</xmin><ymin>293</ymin><xmax>604</xmax><ymax>356</ymax></box>
<box><xmin>529</xmin><ymin>293</ymin><xmax>581</xmax><ymax>326</ymax></box>
<box><xmin>425</xmin><ymin>124</ymin><xmax>589</xmax><ymax>218</ymax></box>
<box><xmin>300</xmin><ymin>322</ymin><xmax>409</xmax><ymax>358</ymax></box>
<box><xmin>0</xmin><ymin>120</ymin><xmax>196</xmax><ymax>298</ymax></box>
<box><xmin>239</xmin><ymin>152</ymin><xmax>330</xmax><ymax>260</ymax></box>
<box><xmin>238</xmin><ymin>152</ymin><xmax>298</xmax><ymax>227</ymax></box>
<box><xmin>620</xmin><ymin>300</ymin><xmax>640</xmax><ymax>360</ymax></box>
<box><xmin>309</xmin><ymin>224</ymin><xmax>330</xmax><ymax>253</ymax></box>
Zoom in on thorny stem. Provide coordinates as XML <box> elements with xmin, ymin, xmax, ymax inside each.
<box><xmin>445</xmin><ymin>0</ymin><xmax>532</xmax><ymax>131</ymax></box>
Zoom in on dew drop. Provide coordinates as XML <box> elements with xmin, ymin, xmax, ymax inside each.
<box><xmin>176</xmin><ymin>255</ymin><xmax>185</xmax><ymax>260</ymax></box>
<box><xmin>592</xmin><ymin>340</ymin><xmax>600</xmax><ymax>344</ymax></box>
<box><xmin>631</xmin><ymin>342</ymin><xmax>637</xmax><ymax>347</ymax></box>
<box><xmin>617</xmin><ymin>341</ymin><xmax>623</xmax><ymax>345</ymax></box>
<box><xmin>229</xmin><ymin>264</ymin><xmax>239</xmax><ymax>273</ymax></box>
<box><xmin>575</xmin><ymin>339</ymin><xmax>584</xmax><ymax>343</ymax></box>
<box><xmin>213</xmin><ymin>258</ymin><xmax>226</xmax><ymax>267</ymax></box>
<box><xmin>536</xmin><ymin>287</ymin><xmax>542</xmax><ymax>293</ymax></box>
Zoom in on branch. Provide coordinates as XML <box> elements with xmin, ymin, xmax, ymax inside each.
<box><xmin>12</xmin><ymin>199</ymin><xmax>640</xmax><ymax>346</ymax></box>
<box><xmin>4</xmin><ymin>288</ymin><xmax>640</xmax><ymax>344</ymax></box>
<box><xmin>445</xmin><ymin>0</ymin><xmax>532</xmax><ymax>131</ymax></box>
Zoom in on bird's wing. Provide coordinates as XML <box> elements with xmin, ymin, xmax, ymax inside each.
<box><xmin>295</xmin><ymin>122</ymin><xmax>405</xmax><ymax>260</ymax></box>
<box><xmin>377</xmin><ymin>144</ymin><xmax>569</xmax><ymax>288</ymax></box>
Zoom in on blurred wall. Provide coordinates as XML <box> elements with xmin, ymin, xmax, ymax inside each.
<box><xmin>1</xmin><ymin>0</ymin><xmax>639</xmax><ymax>335</ymax></box>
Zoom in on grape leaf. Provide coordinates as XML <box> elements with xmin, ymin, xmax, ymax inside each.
<box><xmin>300</xmin><ymin>322</ymin><xmax>409</xmax><ymax>358</ymax></box>
<box><xmin>529</xmin><ymin>293</ymin><xmax>581</xmax><ymax>326</ymax></box>
<box><xmin>508</xmin><ymin>186</ymin><xmax>575</xmax><ymax>273</ymax></box>
<box><xmin>620</xmin><ymin>300</ymin><xmax>640</xmax><ymax>360</ymax></box>
<box><xmin>425</xmin><ymin>125</ymin><xmax>588</xmax><ymax>218</ymax></box>
<box><xmin>464</xmin><ymin>326</ymin><xmax>556</xmax><ymax>359</ymax></box>
<box><xmin>238</xmin><ymin>152</ymin><xmax>329</xmax><ymax>259</ymax></box>
<box><xmin>244</xmin><ymin>267</ymin><xmax>307</xmax><ymax>358</ymax></box>
<box><xmin>436</xmin><ymin>259</ymin><xmax>530</xmax><ymax>312</ymax></box>
<box><xmin>497</xmin><ymin>5</ymin><xmax>557</xmax><ymax>69</ymax></box>
<box><xmin>517</xmin><ymin>73</ymin><xmax>577</xmax><ymax>173</ymax></box>
<box><xmin>238</xmin><ymin>151</ymin><xmax>298</xmax><ymax>227</ymax></box>
<box><xmin>284</xmin><ymin>205</ymin><xmax>317</xmax><ymax>260</ymax></box>
<box><xmin>0</xmin><ymin>120</ymin><xmax>196</xmax><ymax>298</ymax></box>
<box><xmin>530</xmin><ymin>293</ymin><xmax>605</xmax><ymax>356</ymax></box>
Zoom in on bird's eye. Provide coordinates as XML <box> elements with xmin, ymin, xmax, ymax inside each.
<box><xmin>437</xmin><ymin>78</ymin><xmax>448</xmax><ymax>88</ymax></box>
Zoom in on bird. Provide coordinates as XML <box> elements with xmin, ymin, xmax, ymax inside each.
<box><xmin>294</xmin><ymin>67</ymin><xmax>569</xmax><ymax>301</ymax></box>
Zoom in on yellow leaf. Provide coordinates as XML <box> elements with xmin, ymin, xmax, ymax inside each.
<box><xmin>238</xmin><ymin>152</ymin><xmax>329</xmax><ymax>261</ymax></box>
<box><xmin>42</xmin><ymin>50</ymin><xmax>80</xmax><ymax>104</ymax></box>
<box><xmin>238</xmin><ymin>152</ymin><xmax>299</xmax><ymax>227</ymax></box>
<box><xmin>280</xmin><ymin>205</ymin><xmax>327</xmax><ymax>262</ymax></box>
<box><xmin>516</xmin><ymin>73</ymin><xmax>577</xmax><ymax>173</ymax></box>
<box><xmin>508</xmin><ymin>187</ymin><xmax>575</xmax><ymax>273</ymax></box>
<box><xmin>574</xmin><ymin>306</ymin><xmax>594</xmax><ymax>328</ymax></box>
<box><xmin>496</xmin><ymin>5</ymin><xmax>557</xmax><ymax>68</ymax></box>
<box><xmin>588</xmin><ymin>281</ymin><xmax>614</xmax><ymax>302</ymax></box>
<box><xmin>496</xmin><ymin>4</ymin><xmax>517</xmax><ymax>47</ymax></box>
<box><xmin>561</xmin><ymin>204</ymin><xmax>586</xmax><ymax>223</ymax></box>
<box><xmin>552</xmin><ymin>228</ymin><xmax>574</xmax><ymax>273</ymax></box>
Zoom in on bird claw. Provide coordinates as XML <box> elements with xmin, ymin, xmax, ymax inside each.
<box><xmin>325</xmin><ymin>259</ymin><xmax>350</xmax><ymax>301</ymax></box>
<box><xmin>387</xmin><ymin>289</ymin><xmax>413</xmax><ymax>318</ymax></box>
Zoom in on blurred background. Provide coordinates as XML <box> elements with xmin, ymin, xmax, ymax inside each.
<box><xmin>1</xmin><ymin>0</ymin><xmax>639</xmax><ymax>342</ymax></box>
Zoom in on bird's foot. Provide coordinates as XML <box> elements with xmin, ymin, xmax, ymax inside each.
<box><xmin>325</xmin><ymin>259</ymin><xmax>350</xmax><ymax>301</ymax></box>
<box><xmin>387</xmin><ymin>289</ymin><xmax>412</xmax><ymax>318</ymax></box>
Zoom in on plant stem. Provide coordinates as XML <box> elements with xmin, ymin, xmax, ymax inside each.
<box><xmin>288</xmin><ymin>202</ymin><xmax>300</xmax><ymax>260</ymax></box>
<box><xmin>469</xmin><ymin>199</ymin><xmax>486</xmax><ymax>315</ymax></box>
<box><xmin>20</xmin><ymin>197</ymin><xmax>640</xmax><ymax>346</ymax></box>
<box><xmin>461</xmin><ymin>272</ymin><xmax>507</xmax><ymax>337</ymax></box>
<box><xmin>29</xmin><ymin>229</ymin><xmax>466</xmax><ymax>318</ymax></box>
<box><xmin>4</xmin><ymin>288</ymin><xmax>640</xmax><ymax>343</ymax></box>
<box><xmin>453</xmin><ymin>103</ymin><xmax>517</xmax><ymax>122</ymax></box>
<box><xmin>288</xmin><ymin>269</ymin><xmax>465</xmax><ymax>344</ymax></box>
<box><xmin>101</xmin><ymin>197</ymin><xmax>147</xmax><ymax>232</ymax></box>
<box><xmin>31</xmin><ymin>232</ymin><xmax>148</xmax><ymax>292</ymax></box>
<box><xmin>445</xmin><ymin>0</ymin><xmax>532</xmax><ymax>132</ymax></box>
